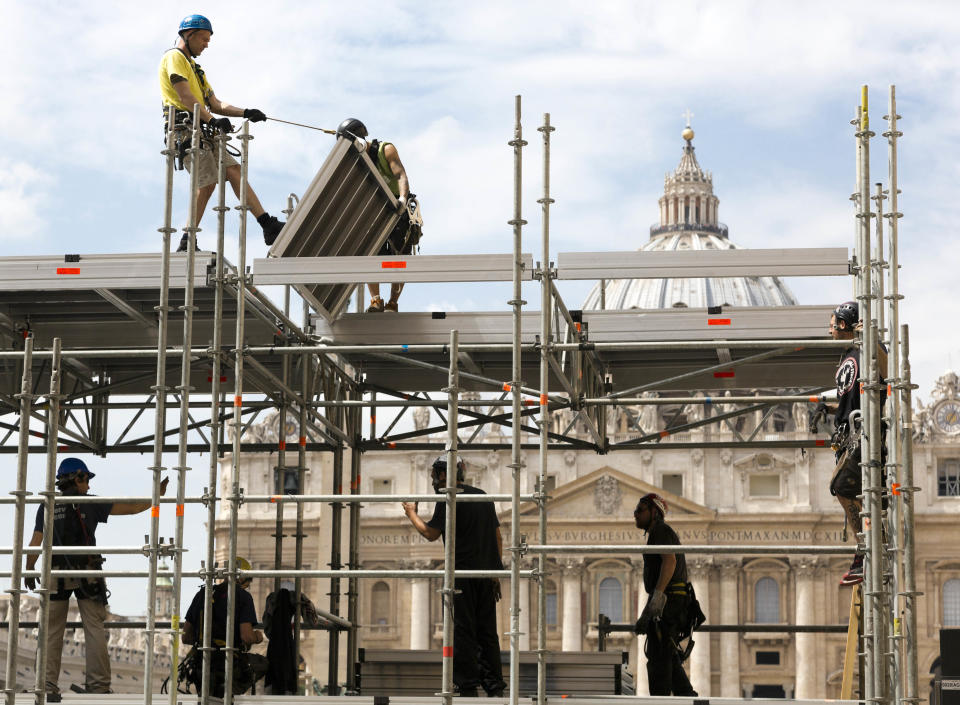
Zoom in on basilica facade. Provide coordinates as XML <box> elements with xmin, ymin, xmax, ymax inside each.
<box><xmin>219</xmin><ymin>128</ymin><xmax>960</xmax><ymax>698</ymax></box>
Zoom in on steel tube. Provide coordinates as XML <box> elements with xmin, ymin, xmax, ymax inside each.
<box><xmin>536</xmin><ymin>110</ymin><xmax>555</xmax><ymax>705</ymax></box>
<box><xmin>12</xmin><ymin>569</ymin><xmax>534</xmax><ymax>579</ymax></box>
<box><xmin>3</xmin><ymin>339</ymin><xmax>32</xmax><ymax>705</ymax></box>
<box><xmin>33</xmin><ymin>338</ymin><xmax>61</xmax><ymax>704</ymax></box>
<box><xmin>292</xmin><ymin>350</ymin><xmax>309</xmax><ymax>691</ymax></box>
<box><xmin>345</xmin><ymin>398</ymin><xmax>361</xmax><ymax>691</ymax></box>
<box><xmin>899</xmin><ymin>325</ymin><xmax>919</xmax><ymax>704</ymax></box>
<box><xmin>223</xmin><ymin>119</ymin><xmax>252</xmax><ymax>705</ymax></box>
<box><xmin>167</xmin><ymin>105</ymin><xmax>204</xmax><ymax>705</ymax></box>
<box><xmin>440</xmin><ymin>329</ymin><xmax>460</xmax><ymax>704</ymax></box>
<box><xmin>507</xmin><ymin>95</ymin><xmax>527</xmax><ymax>705</ymax></box>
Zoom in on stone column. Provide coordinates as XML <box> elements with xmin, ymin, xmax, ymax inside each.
<box><xmin>689</xmin><ymin>557</ymin><xmax>713</xmax><ymax>696</ymax></box>
<box><xmin>793</xmin><ymin>557</ymin><xmax>823</xmax><ymax>699</ymax></box>
<box><xmin>519</xmin><ymin>560</ymin><xmax>531</xmax><ymax>651</ymax></box>
<box><xmin>630</xmin><ymin>559</ymin><xmax>650</xmax><ymax>695</ymax></box>
<box><xmin>409</xmin><ymin>561</ymin><xmax>432</xmax><ymax>650</ymax></box>
<box><xmin>559</xmin><ymin>558</ymin><xmax>584</xmax><ymax>652</ymax></box>
<box><xmin>718</xmin><ymin>559</ymin><xmax>741</xmax><ymax>697</ymax></box>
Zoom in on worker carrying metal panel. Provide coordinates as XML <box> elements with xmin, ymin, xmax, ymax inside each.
<box><xmin>335</xmin><ymin>119</ymin><xmax>424</xmax><ymax>312</ymax></box>
<box><xmin>268</xmin><ymin>119</ymin><xmax>424</xmax><ymax>321</ymax></box>
<box><xmin>158</xmin><ymin>14</ymin><xmax>285</xmax><ymax>251</ymax></box>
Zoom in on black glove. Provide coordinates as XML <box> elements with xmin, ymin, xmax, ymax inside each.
<box><xmin>243</xmin><ymin>108</ymin><xmax>267</xmax><ymax>122</ymax></box>
<box><xmin>491</xmin><ymin>579</ymin><xmax>502</xmax><ymax>602</ymax></box>
<box><xmin>207</xmin><ymin>116</ymin><xmax>234</xmax><ymax>133</ymax></box>
<box><xmin>24</xmin><ymin>576</ymin><xmax>36</xmax><ymax>591</ymax></box>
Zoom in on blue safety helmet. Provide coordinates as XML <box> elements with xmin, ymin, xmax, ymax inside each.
<box><xmin>179</xmin><ymin>14</ymin><xmax>213</xmax><ymax>36</ymax></box>
<box><xmin>56</xmin><ymin>457</ymin><xmax>95</xmax><ymax>480</ymax></box>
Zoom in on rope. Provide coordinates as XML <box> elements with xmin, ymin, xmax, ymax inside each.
<box><xmin>266</xmin><ymin>117</ymin><xmax>337</xmax><ymax>135</ymax></box>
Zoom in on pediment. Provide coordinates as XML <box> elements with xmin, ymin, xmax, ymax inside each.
<box><xmin>732</xmin><ymin>451</ymin><xmax>794</xmax><ymax>473</ymax></box>
<box><xmin>513</xmin><ymin>465</ymin><xmax>714</xmax><ymax>521</ymax></box>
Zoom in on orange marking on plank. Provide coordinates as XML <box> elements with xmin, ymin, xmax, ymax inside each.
<box><xmin>713</xmin><ymin>371</ymin><xmax>735</xmax><ymax>378</ymax></box>
<box><xmin>381</xmin><ymin>261</ymin><xmax>406</xmax><ymax>269</ymax></box>
<box><xmin>708</xmin><ymin>318</ymin><xmax>731</xmax><ymax>325</ymax></box>
<box><xmin>815</xmin><ymin>439</ymin><xmax>826</xmax><ymax>447</ymax></box>
<box><xmin>56</xmin><ymin>268</ymin><xmax>80</xmax><ymax>275</ymax></box>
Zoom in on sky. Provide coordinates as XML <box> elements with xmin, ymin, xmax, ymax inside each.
<box><xmin>2</xmin><ymin>0</ymin><xmax>960</xmax><ymax>616</ymax></box>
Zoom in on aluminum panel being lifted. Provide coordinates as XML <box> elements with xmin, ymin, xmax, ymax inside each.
<box><xmin>556</xmin><ymin>247</ymin><xmax>850</xmax><ymax>280</ymax></box>
<box><xmin>266</xmin><ymin>135</ymin><xmax>403</xmax><ymax>320</ymax></box>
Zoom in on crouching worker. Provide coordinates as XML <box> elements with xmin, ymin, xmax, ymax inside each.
<box><xmin>181</xmin><ymin>557</ymin><xmax>269</xmax><ymax>697</ymax></box>
<box><xmin>633</xmin><ymin>492</ymin><xmax>704</xmax><ymax>696</ymax></box>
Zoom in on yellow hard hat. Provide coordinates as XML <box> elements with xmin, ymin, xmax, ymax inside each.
<box><xmin>236</xmin><ymin>556</ymin><xmax>252</xmax><ymax>572</ymax></box>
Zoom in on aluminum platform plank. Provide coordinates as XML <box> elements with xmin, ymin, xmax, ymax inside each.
<box><xmin>253</xmin><ymin>253</ymin><xmax>534</xmax><ymax>285</ymax></box>
<box><xmin>556</xmin><ymin>247</ymin><xmax>850</xmax><ymax>279</ymax></box>
<box><xmin>266</xmin><ymin>136</ymin><xmax>402</xmax><ymax>320</ymax></box>
<box><xmin>0</xmin><ymin>252</ymin><xmax>212</xmax><ymax>291</ymax></box>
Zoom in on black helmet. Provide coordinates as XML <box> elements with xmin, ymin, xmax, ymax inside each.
<box><xmin>336</xmin><ymin>118</ymin><xmax>368</xmax><ymax>141</ymax></box>
<box><xmin>833</xmin><ymin>301</ymin><xmax>859</xmax><ymax>329</ymax></box>
<box><xmin>431</xmin><ymin>455</ymin><xmax>465</xmax><ymax>481</ymax></box>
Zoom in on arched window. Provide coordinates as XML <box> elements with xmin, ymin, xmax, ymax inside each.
<box><xmin>944</xmin><ymin>579</ymin><xmax>960</xmax><ymax>626</ymax></box>
<box><xmin>754</xmin><ymin>577</ymin><xmax>779</xmax><ymax>623</ymax></box>
<box><xmin>545</xmin><ymin>580</ymin><xmax>558</xmax><ymax>627</ymax></box>
<box><xmin>371</xmin><ymin>581</ymin><xmax>390</xmax><ymax>629</ymax></box>
<box><xmin>598</xmin><ymin>577</ymin><xmax>623</xmax><ymax>622</ymax></box>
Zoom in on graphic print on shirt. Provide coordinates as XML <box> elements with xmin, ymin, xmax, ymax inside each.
<box><xmin>836</xmin><ymin>356</ymin><xmax>859</xmax><ymax>397</ymax></box>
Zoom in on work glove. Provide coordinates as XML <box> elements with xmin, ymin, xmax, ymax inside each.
<box><xmin>491</xmin><ymin>579</ymin><xmax>502</xmax><ymax>602</ymax></box>
<box><xmin>207</xmin><ymin>116</ymin><xmax>234</xmax><ymax>133</ymax></box>
<box><xmin>809</xmin><ymin>401</ymin><xmax>829</xmax><ymax>432</ymax></box>
<box><xmin>243</xmin><ymin>108</ymin><xmax>267</xmax><ymax>122</ymax></box>
<box><xmin>24</xmin><ymin>576</ymin><xmax>36</xmax><ymax>591</ymax></box>
<box><xmin>635</xmin><ymin>590</ymin><xmax>667</xmax><ymax>634</ymax></box>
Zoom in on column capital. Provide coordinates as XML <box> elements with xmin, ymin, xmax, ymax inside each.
<box><xmin>558</xmin><ymin>556</ymin><xmax>586</xmax><ymax>577</ymax></box>
<box><xmin>716</xmin><ymin>557</ymin><xmax>742</xmax><ymax>577</ymax></box>
<box><xmin>409</xmin><ymin>559</ymin><xmax>434</xmax><ymax>572</ymax></box>
<box><xmin>688</xmin><ymin>556</ymin><xmax>715</xmax><ymax>576</ymax></box>
<box><xmin>790</xmin><ymin>556</ymin><xmax>827</xmax><ymax>577</ymax></box>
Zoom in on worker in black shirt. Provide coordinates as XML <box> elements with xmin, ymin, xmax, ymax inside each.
<box><xmin>182</xmin><ymin>556</ymin><xmax>268</xmax><ymax>697</ymax></box>
<box><xmin>402</xmin><ymin>456</ymin><xmax>506</xmax><ymax>698</ymax></box>
<box><xmin>633</xmin><ymin>492</ymin><xmax>697</xmax><ymax>697</ymax></box>
<box><xmin>819</xmin><ymin>300</ymin><xmax>888</xmax><ymax>585</ymax></box>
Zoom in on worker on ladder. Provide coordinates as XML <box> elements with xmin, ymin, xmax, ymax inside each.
<box><xmin>336</xmin><ymin>118</ymin><xmax>423</xmax><ymax>312</ymax></box>
<box><xmin>815</xmin><ymin>301</ymin><xmax>888</xmax><ymax>585</ymax></box>
<box><xmin>158</xmin><ymin>14</ymin><xmax>285</xmax><ymax>251</ymax></box>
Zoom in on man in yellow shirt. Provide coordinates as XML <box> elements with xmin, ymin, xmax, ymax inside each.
<box><xmin>159</xmin><ymin>14</ymin><xmax>284</xmax><ymax>251</ymax></box>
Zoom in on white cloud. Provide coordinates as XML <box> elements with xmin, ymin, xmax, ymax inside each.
<box><xmin>0</xmin><ymin>159</ymin><xmax>52</xmax><ymax>239</ymax></box>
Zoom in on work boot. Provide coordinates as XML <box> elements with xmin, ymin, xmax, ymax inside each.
<box><xmin>384</xmin><ymin>300</ymin><xmax>399</xmax><ymax>312</ymax></box>
<box><xmin>367</xmin><ymin>296</ymin><xmax>384</xmax><ymax>313</ymax></box>
<box><xmin>840</xmin><ymin>553</ymin><xmax>864</xmax><ymax>585</ymax></box>
<box><xmin>258</xmin><ymin>213</ymin><xmax>285</xmax><ymax>246</ymax></box>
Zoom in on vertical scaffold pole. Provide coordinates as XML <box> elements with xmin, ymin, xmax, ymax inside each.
<box><xmin>293</xmin><ymin>350</ymin><xmax>310</xmax><ymax>686</ymax></box>
<box><xmin>4</xmin><ymin>337</ymin><xmax>33</xmax><ymax>705</ymax></box>
<box><xmin>328</xmin><ymin>367</ymin><xmax>344</xmax><ymax>694</ymax></box>
<box><xmin>224</xmin><ymin>119</ymin><xmax>253</xmax><ymax>705</ymax></box>
<box><xmin>507</xmin><ymin>94</ymin><xmax>528</xmax><ymax>705</ymax></box>
<box><xmin>854</xmin><ymin>88</ymin><xmax>876</xmax><ymax>703</ymax></box>
<box><xmin>168</xmin><ymin>104</ymin><xmax>203</xmax><ymax>705</ymax></box>
<box><xmin>440</xmin><ymin>329</ymin><xmax>461</xmax><ymax>705</ymax></box>
<box><xmin>34</xmin><ymin>338</ymin><xmax>62</xmax><ymax>705</ymax></box>
<box><xmin>346</xmin><ymin>392</ymin><xmax>361</xmax><ymax>691</ymax></box>
<box><xmin>273</xmin><ymin>349</ymin><xmax>290</xmax><ymax>596</ymax></box>
<box><xmin>899</xmin><ymin>325</ymin><xmax>919</xmax><ymax>704</ymax></box>
<box><xmin>535</xmin><ymin>112</ymin><xmax>555</xmax><ymax>705</ymax></box>
<box><xmin>198</xmin><ymin>127</ymin><xmax>231</xmax><ymax>705</ymax></box>
<box><xmin>147</xmin><ymin>104</ymin><xmax>180</xmax><ymax>704</ymax></box>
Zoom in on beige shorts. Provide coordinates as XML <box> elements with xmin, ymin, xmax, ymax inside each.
<box><xmin>178</xmin><ymin>128</ymin><xmax>239</xmax><ymax>189</ymax></box>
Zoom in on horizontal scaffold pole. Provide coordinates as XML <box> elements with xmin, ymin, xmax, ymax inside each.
<box><xmin>526</xmin><ymin>544</ymin><xmax>858</xmax><ymax>555</ymax></box>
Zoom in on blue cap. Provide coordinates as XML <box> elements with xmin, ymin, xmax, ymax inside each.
<box><xmin>56</xmin><ymin>457</ymin><xmax>95</xmax><ymax>480</ymax></box>
<box><xmin>178</xmin><ymin>14</ymin><xmax>213</xmax><ymax>35</ymax></box>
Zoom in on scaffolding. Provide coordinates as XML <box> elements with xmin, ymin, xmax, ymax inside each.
<box><xmin>0</xmin><ymin>86</ymin><xmax>918</xmax><ymax>705</ymax></box>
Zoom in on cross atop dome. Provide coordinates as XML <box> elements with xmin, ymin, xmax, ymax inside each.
<box><xmin>682</xmin><ymin>108</ymin><xmax>695</xmax><ymax>142</ymax></box>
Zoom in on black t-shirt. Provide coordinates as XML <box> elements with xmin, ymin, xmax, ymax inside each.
<box><xmin>642</xmin><ymin>519</ymin><xmax>687</xmax><ymax>594</ymax></box>
<box><xmin>33</xmin><ymin>497</ymin><xmax>112</xmax><ymax>568</ymax></box>
<box><xmin>834</xmin><ymin>345</ymin><xmax>887</xmax><ymax>429</ymax></box>
<box><xmin>185</xmin><ymin>582</ymin><xmax>258</xmax><ymax>646</ymax></box>
<box><xmin>426</xmin><ymin>484</ymin><xmax>503</xmax><ymax>571</ymax></box>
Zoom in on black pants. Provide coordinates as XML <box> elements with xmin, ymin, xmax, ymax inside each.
<box><xmin>452</xmin><ymin>578</ymin><xmax>505</xmax><ymax>695</ymax></box>
<box><xmin>645</xmin><ymin>594</ymin><xmax>697</xmax><ymax>696</ymax></box>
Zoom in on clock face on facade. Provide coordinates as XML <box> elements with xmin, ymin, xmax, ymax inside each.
<box><xmin>935</xmin><ymin>401</ymin><xmax>960</xmax><ymax>434</ymax></box>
